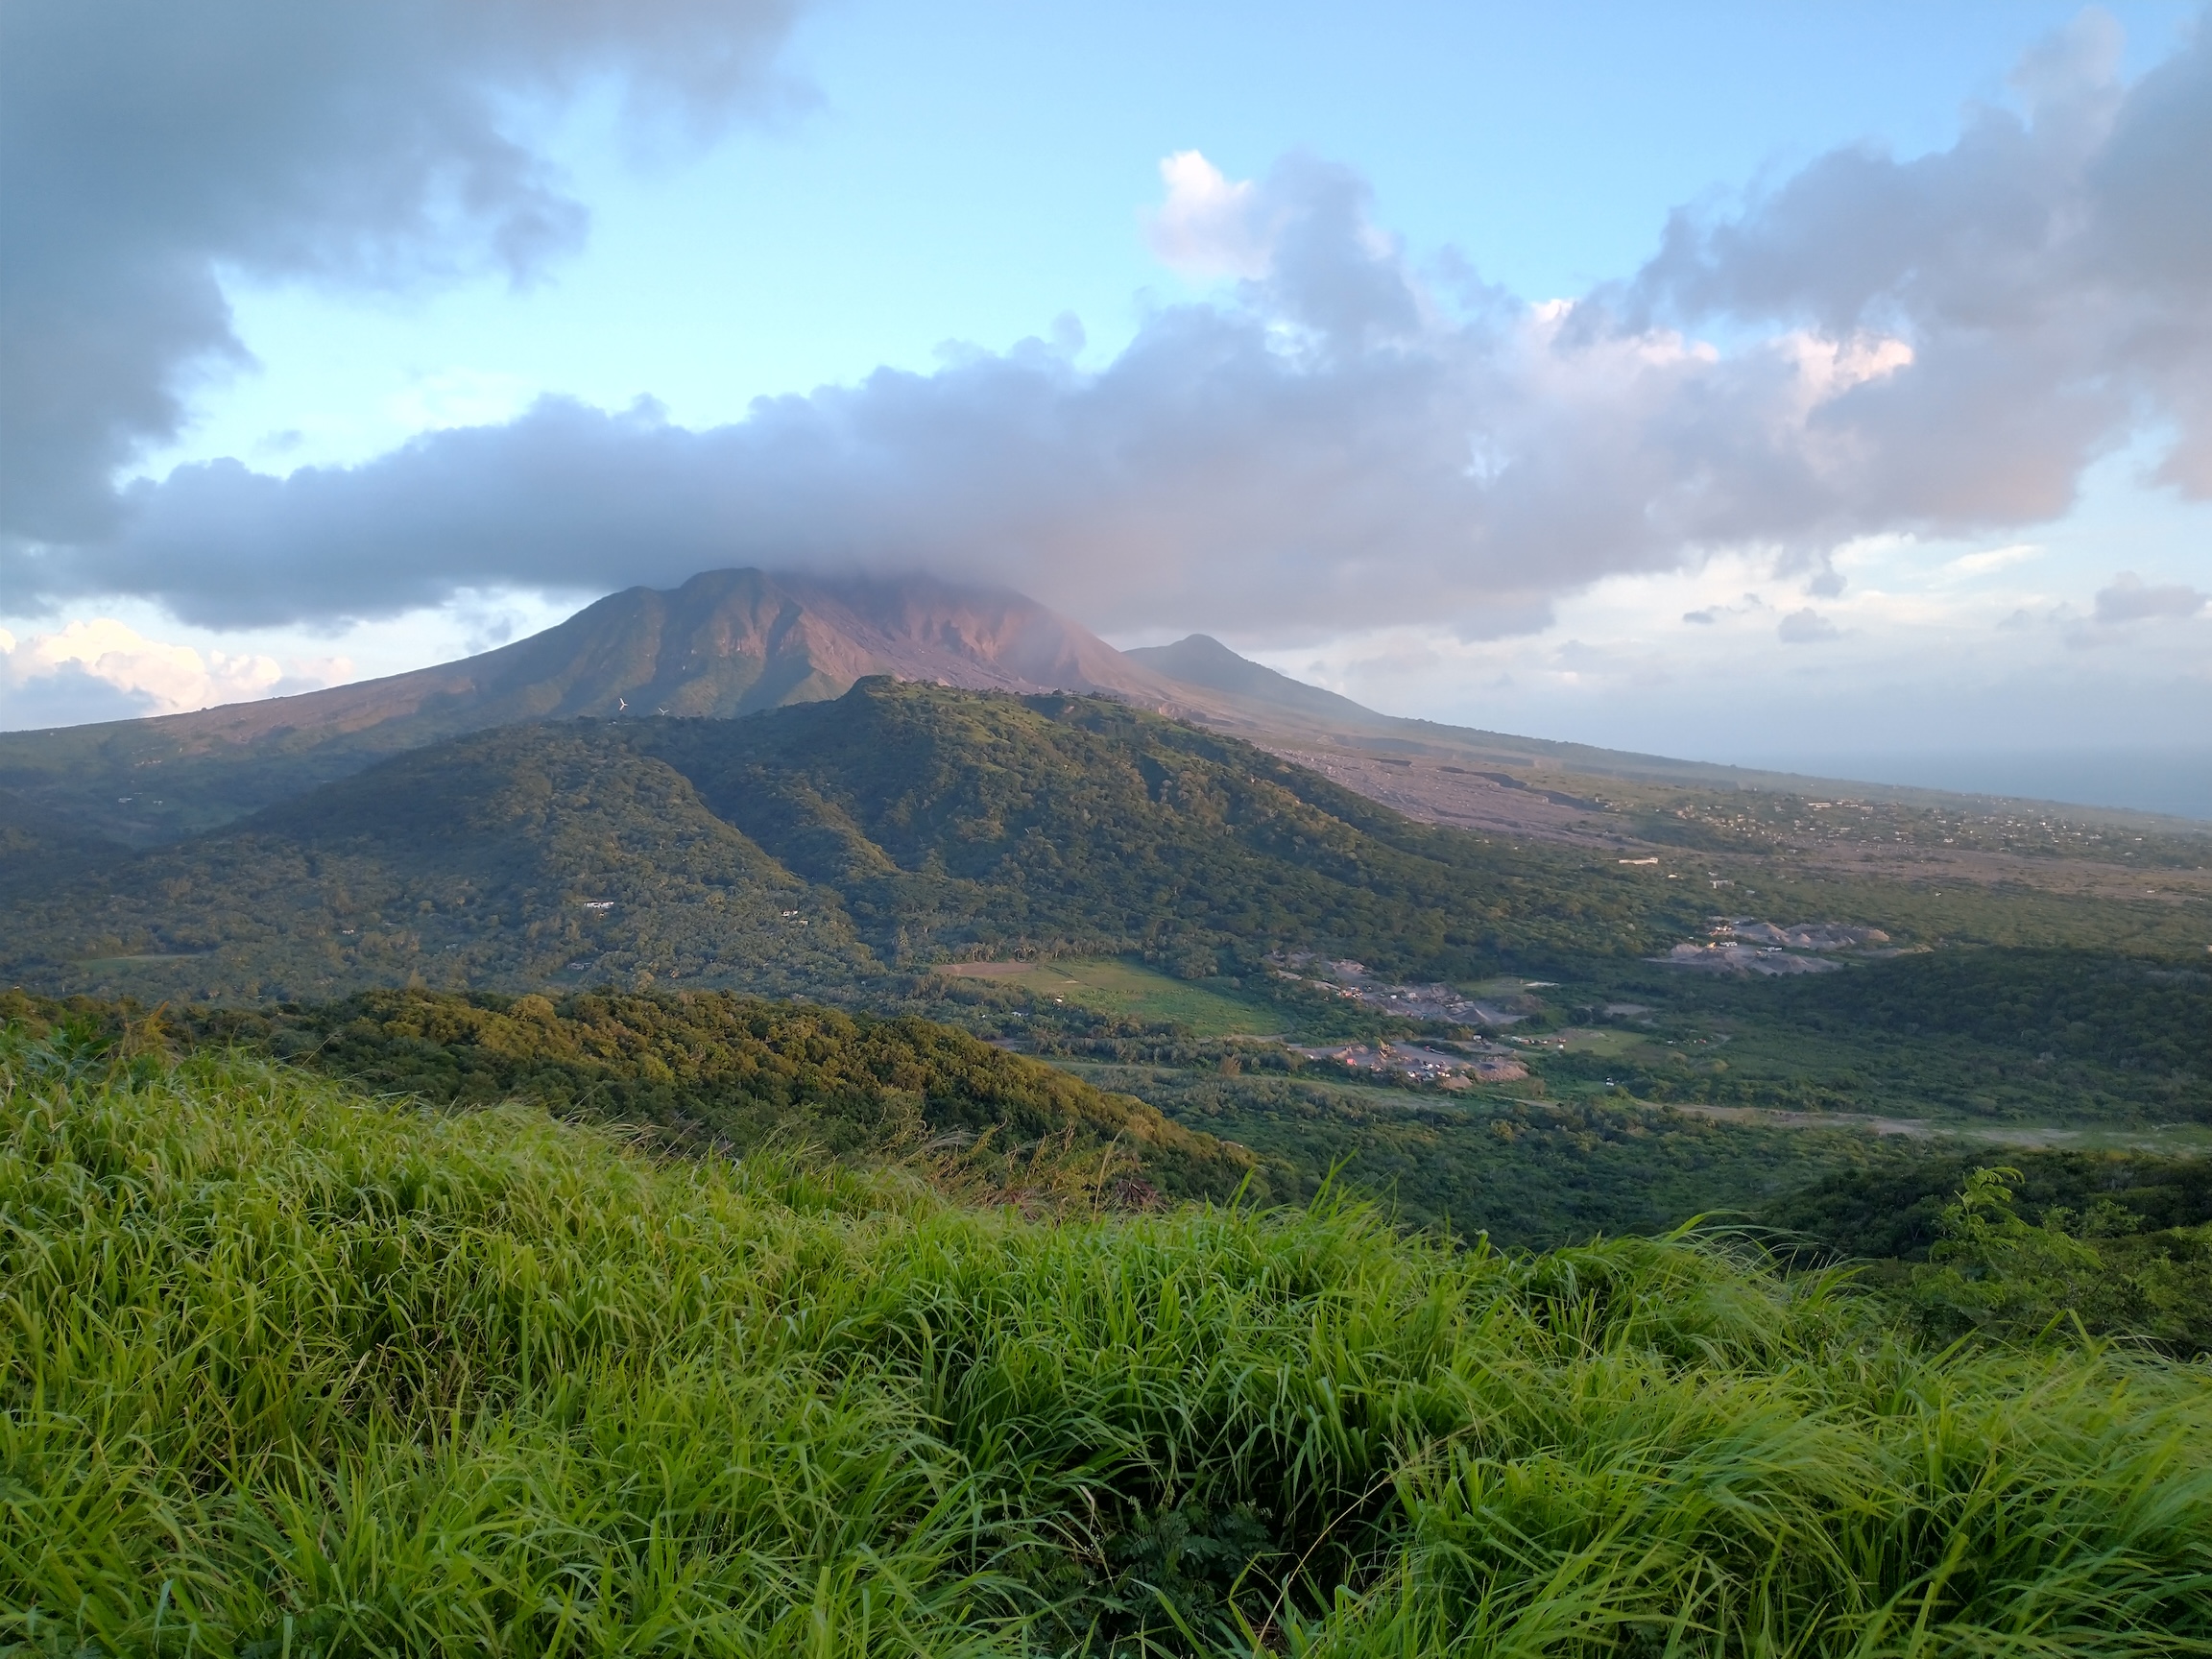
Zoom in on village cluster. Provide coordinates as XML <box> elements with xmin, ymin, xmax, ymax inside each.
<box><xmin>1287</xmin><ymin>1040</ymin><xmax>1529</xmax><ymax>1089</ymax></box>
<box><xmin>1268</xmin><ymin>950</ymin><xmax>1535</xmax><ymax>1025</ymax></box>
<box><xmin>1266</xmin><ymin>951</ymin><xmax>1538</xmax><ymax>1087</ymax></box>
<box><xmin>1656</xmin><ymin>917</ymin><xmax>1893</xmax><ymax>975</ymax></box>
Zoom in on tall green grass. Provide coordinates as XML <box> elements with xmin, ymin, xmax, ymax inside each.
<box><xmin>4</xmin><ymin>1026</ymin><xmax>2209</xmax><ymax>1655</ymax></box>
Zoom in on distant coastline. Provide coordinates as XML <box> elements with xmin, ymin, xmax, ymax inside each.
<box><xmin>1740</xmin><ymin>749</ymin><xmax>2212</xmax><ymax>825</ymax></box>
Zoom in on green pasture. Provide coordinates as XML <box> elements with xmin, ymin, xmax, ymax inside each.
<box><xmin>953</xmin><ymin>956</ymin><xmax>1284</xmax><ymax>1037</ymax></box>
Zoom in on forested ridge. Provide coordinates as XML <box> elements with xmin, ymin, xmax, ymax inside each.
<box><xmin>0</xmin><ymin>988</ymin><xmax>1259</xmax><ymax>1205</ymax></box>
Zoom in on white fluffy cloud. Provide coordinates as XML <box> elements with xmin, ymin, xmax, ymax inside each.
<box><xmin>0</xmin><ymin>618</ymin><xmax>350</xmax><ymax>727</ymax></box>
<box><xmin>1145</xmin><ymin>151</ymin><xmax>1273</xmax><ymax>279</ymax></box>
<box><xmin>1255</xmin><ymin>527</ymin><xmax>2212</xmax><ymax>765</ymax></box>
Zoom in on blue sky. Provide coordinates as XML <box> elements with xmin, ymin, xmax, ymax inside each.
<box><xmin>160</xmin><ymin>0</ymin><xmax>2200</xmax><ymax>461</ymax></box>
<box><xmin>4</xmin><ymin>1</ymin><xmax>2209</xmax><ymax>808</ymax></box>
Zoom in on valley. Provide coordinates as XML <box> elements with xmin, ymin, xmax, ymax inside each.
<box><xmin>3</xmin><ymin>568</ymin><xmax>2208</xmax><ymax>1282</ymax></box>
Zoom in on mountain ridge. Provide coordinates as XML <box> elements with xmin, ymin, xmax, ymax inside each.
<box><xmin>2</xmin><ymin>568</ymin><xmax>2205</xmax><ymax>854</ymax></box>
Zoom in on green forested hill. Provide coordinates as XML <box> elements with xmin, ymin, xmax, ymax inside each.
<box><xmin>0</xmin><ymin>723</ymin><xmax>878</xmax><ymax>1002</ymax></box>
<box><xmin>2</xmin><ymin>986</ymin><xmax>1261</xmax><ymax>1203</ymax></box>
<box><xmin>0</xmin><ymin>786</ymin><xmax>87</xmax><ymax>876</ymax></box>
<box><xmin>0</xmin><ymin>570</ymin><xmax>1198</xmax><ymax>849</ymax></box>
<box><xmin>632</xmin><ymin>682</ymin><xmax>1700</xmax><ymax>972</ymax></box>
<box><xmin>1754</xmin><ymin>948</ymin><xmax>2212</xmax><ymax>1072</ymax></box>
<box><xmin>0</xmin><ymin>680</ymin><xmax>1710</xmax><ymax>1003</ymax></box>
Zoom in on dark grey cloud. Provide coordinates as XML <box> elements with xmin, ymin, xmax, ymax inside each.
<box><xmin>0</xmin><ymin>0</ymin><xmax>807</xmax><ymax>541</ymax></box>
<box><xmin>8</xmin><ymin>10</ymin><xmax>2211</xmax><ymax>640</ymax></box>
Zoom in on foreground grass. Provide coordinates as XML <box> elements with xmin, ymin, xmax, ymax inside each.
<box><xmin>4</xmin><ymin>1031</ymin><xmax>2210</xmax><ymax>1655</ymax></box>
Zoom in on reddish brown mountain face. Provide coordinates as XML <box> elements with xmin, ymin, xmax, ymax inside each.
<box><xmin>87</xmin><ymin>568</ymin><xmax>1190</xmax><ymax>755</ymax></box>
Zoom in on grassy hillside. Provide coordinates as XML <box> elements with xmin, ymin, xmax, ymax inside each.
<box><xmin>7</xmin><ymin>1032</ymin><xmax>2211</xmax><ymax>1655</ymax></box>
<box><xmin>0</xmin><ymin>681</ymin><xmax>1711</xmax><ymax>1003</ymax></box>
<box><xmin>1</xmin><ymin>987</ymin><xmax>1262</xmax><ymax>1206</ymax></box>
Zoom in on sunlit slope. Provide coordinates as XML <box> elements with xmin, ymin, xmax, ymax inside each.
<box><xmin>7</xmin><ymin>1031</ymin><xmax>2209</xmax><ymax>1655</ymax></box>
<box><xmin>2</xmin><ymin>681</ymin><xmax>1711</xmax><ymax>1002</ymax></box>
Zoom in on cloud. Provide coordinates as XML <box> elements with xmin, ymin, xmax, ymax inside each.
<box><xmin>0</xmin><ymin>0</ymin><xmax>809</xmax><ymax>541</ymax></box>
<box><xmin>2093</xmin><ymin>570</ymin><xmax>2209</xmax><ymax>622</ymax></box>
<box><xmin>387</xmin><ymin>369</ymin><xmax>543</xmax><ymax>434</ymax></box>
<box><xmin>1624</xmin><ymin>8</ymin><xmax>2212</xmax><ymax>519</ymax></box>
<box><xmin>0</xmin><ymin>617</ymin><xmax>349</xmax><ymax>727</ymax></box>
<box><xmin>1144</xmin><ymin>152</ymin><xmax>1271</xmax><ymax>278</ymax></box>
<box><xmin>1947</xmin><ymin>542</ymin><xmax>2042</xmax><ymax>576</ymax></box>
<box><xmin>1778</xmin><ymin>608</ymin><xmax>1841</xmax><ymax>644</ymax></box>
<box><xmin>8</xmin><ymin>12</ymin><xmax>2212</xmax><ymax>647</ymax></box>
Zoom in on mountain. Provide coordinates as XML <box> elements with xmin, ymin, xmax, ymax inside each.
<box><xmin>3</xmin><ymin>567</ymin><xmax>2202</xmax><ymax>861</ymax></box>
<box><xmin>1126</xmin><ymin>634</ymin><xmax>1394</xmax><ymax>731</ymax></box>
<box><xmin>0</xmin><ymin>786</ymin><xmax>86</xmax><ymax>869</ymax></box>
<box><xmin>0</xmin><ymin>679</ymin><xmax>1702</xmax><ymax>1004</ymax></box>
<box><xmin>0</xmin><ymin>569</ymin><xmax>1187</xmax><ymax>846</ymax></box>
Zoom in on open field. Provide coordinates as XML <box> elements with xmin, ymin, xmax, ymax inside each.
<box><xmin>933</xmin><ymin>956</ymin><xmax>1285</xmax><ymax>1037</ymax></box>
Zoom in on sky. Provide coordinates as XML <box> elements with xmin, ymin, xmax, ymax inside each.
<box><xmin>3</xmin><ymin>1</ymin><xmax>2210</xmax><ymax>811</ymax></box>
